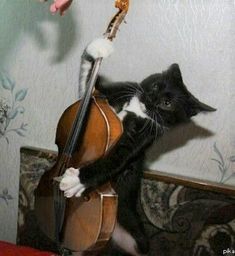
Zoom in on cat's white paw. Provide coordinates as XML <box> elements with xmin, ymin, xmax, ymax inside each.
<box><xmin>86</xmin><ymin>38</ymin><xmax>114</xmax><ymax>59</ymax></box>
<box><xmin>59</xmin><ymin>167</ymin><xmax>86</xmax><ymax>198</ymax></box>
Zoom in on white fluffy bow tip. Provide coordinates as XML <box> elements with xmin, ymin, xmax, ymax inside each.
<box><xmin>59</xmin><ymin>167</ymin><xmax>86</xmax><ymax>198</ymax></box>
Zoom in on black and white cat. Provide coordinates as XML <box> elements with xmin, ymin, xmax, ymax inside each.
<box><xmin>59</xmin><ymin>38</ymin><xmax>215</xmax><ymax>256</ymax></box>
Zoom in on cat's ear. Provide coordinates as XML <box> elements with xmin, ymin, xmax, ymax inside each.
<box><xmin>166</xmin><ymin>63</ymin><xmax>183</xmax><ymax>84</ymax></box>
<box><xmin>186</xmin><ymin>95</ymin><xmax>216</xmax><ymax>117</ymax></box>
<box><xmin>166</xmin><ymin>64</ymin><xmax>216</xmax><ymax>116</ymax></box>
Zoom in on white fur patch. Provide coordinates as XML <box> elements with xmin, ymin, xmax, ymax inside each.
<box><xmin>112</xmin><ymin>222</ymin><xmax>141</xmax><ymax>256</ymax></box>
<box><xmin>59</xmin><ymin>167</ymin><xmax>86</xmax><ymax>198</ymax></box>
<box><xmin>86</xmin><ymin>38</ymin><xmax>114</xmax><ymax>59</ymax></box>
<box><xmin>117</xmin><ymin>110</ymin><xmax>128</xmax><ymax>121</ymax></box>
<box><xmin>79</xmin><ymin>60</ymin><xmax>92</xmax><ymax>96</ymax></box>
<box><xmin>123</xmin><ymin>96</ymin><xmax>149</xmax><ymax>119</ymax></box>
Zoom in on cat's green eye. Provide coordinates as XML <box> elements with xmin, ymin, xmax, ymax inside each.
<box><xmin>164</xmin><ymin>99</ymin><xmax>171</xmax><ymax>107</ymax></box>
<box><xmin>153</xmin><ymin>83</ymin><xmax>158</xmax><ymax>90</ymax></box>
<box><xmin>159</xmin><ymin>98</ymin><xmax>173</xmax><ymax>110</ymax></box>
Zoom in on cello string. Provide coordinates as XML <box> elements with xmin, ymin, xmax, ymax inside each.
<box><xmin>54</xmin><ymin>60</ymin><xmax>103</xmax><ymax>238</ymax></box>
<box><xmin>54</xmin><ymin>59</ymin><xmax>103</xmax><ymax>242</ymax></box>
<box><xmin>62</xmin><ymin>58</ymin><xmax>103</xmax><ymax>158</ymax></box>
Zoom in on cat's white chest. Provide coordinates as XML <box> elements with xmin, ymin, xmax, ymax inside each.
<box><xmin>117</xmin><ymin>96</ymin><xmax>148</xmax><ymax>121</ymax></box>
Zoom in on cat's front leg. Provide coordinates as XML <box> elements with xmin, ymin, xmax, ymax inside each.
<box><xmin>86</xmin><ymin>38</ymin><xmax>114</xmax><ymax>59</ymax></box>
<box><xmin>59</xmin><ymin>167</ymin><xmax>86</xmax><ymax>198</ymax></box>
<box><xmin>79</xmin><ymin>37</ymin><xmax>114</xmax><ymax>96</ymax></box>
<box><xmin>59</xmin><ymin>164</ymin><xmax>105</xmax><ymax>198</ymax></box>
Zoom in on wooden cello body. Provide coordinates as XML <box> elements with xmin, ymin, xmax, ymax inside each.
<box><xmin>35</xmin><ymin>96</ymin><xmax>122</xmax><ymax>251</ymax></box>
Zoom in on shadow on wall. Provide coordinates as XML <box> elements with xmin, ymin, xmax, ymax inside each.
<box><xmin>0</xmin><ymin>0</ymin><xmax>78</xmax><ymax>66</ymax></box>
<box><xmin>147</xmin><ymin>120</ymin><xmax>215</xmax><ymax>163</ymax></box>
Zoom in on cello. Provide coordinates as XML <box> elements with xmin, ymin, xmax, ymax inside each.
<box><xmin>34</xmin><ymin>0</ymin><xmax>129</xmax><ymax>253</ymax></box>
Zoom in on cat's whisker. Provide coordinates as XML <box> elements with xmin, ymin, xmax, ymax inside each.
<box><xmin>123</xmin><ymin>87</ymin><xmax>136</xmax><ymax>94</ymax></box>
<box><xmin>114</xmin><ymin>88</ymin><xmax>138</xmax><ymax>98</ymax></box>
<box><xmin>156</xmin><ymin>112</ymin><xmax>164</xmax><ymax>126</ymax></box>
<box><xmin>145</xmin><ymin>111</ymin><xmax>155</xmax><ymax>136</ymax></box>
<box><xmin>145</xmin><ymin>110</ymin><xmax>162</xmax><ymax>140</ymax></box>
<box><xmin>126</xmin><ymin>88</ymin><xmax>141</xmax><ymax>98</ymax></box>
<box><xmin>155</xmin><ymin>113</ymin><xmax>168</xmax><ymax>136</ymax></box>
<box><xmin>153</xmin><ymin>113</ymin><xmax>160</xmax><ymax>140</ymax></box>
<box><xmin>126</xmin><ymin>82</ymin><xmax>143</xmax><ymax>95</ymax></box>
<box><xmin>139</xmin><ymin>119</ymin><xmax>151</xmax><ymax>134</ymax></box>
<box><xmin>150</xmin><ymin>119</ymin><xmax>155</xmax><ymax>138</ymax></box>
<box><xmin>111</xmin><ymin>93</ymin><xmax>135</xmax><ymax>103</ymax></box>
<box><xmin>114</xmin><ymin>86</ymin><xmax>136</xmax><ymax>94</ymax></box>
<box><xmin>145</xmin><ymin>109</ymin><xmax>156</xmax><ymax>123</ymax></box>
<box><xmin>127</xmin><ymin>81</ymin><xmax>143</xmax><ymax>92</ymax></box>
<box><xmin>141</xmin><ymin>123</ymin><xmax>154</xmax><ymax>140</ymax></box>
<box><xmin>136</xmin><ymin>83</ymin><xmax>144</xmax><ymax>93</ymax></box>
<box><xmin>112</xmin><ymin>91</ymin><xmax>134</xmax><ymax>97</ymax></box>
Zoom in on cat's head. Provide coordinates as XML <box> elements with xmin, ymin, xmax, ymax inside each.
<box><xmin>139</xmin><ymin>63</ymin><xmax>216</xmax><ymax>127</ymax></box>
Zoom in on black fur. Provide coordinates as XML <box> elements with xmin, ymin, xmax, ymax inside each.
<box><xmin>79</xmin><ymin>64</ymin><xmax>215</xmax><ymax>255</ymax></box>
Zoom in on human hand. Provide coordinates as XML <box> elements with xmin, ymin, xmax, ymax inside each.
<box><xmin>40</xmin><ymin>0</ymin><xmax>73</xmax><ymax>16</ymax></box>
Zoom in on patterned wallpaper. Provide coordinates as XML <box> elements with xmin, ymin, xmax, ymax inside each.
<box><xmin>0</xmin><ymin>0</ymin><xmax>234</xmax><ymax>243</ymax></box>
<box><xmin>0</xmin><ymin>71</ymin><xmax>28</xmax><ymax>143</ymax></box>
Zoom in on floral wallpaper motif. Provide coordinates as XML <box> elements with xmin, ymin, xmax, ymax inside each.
<box><xmin>211</xmin><ymin>143</ymin><xmax>235</xmax><ymax>184</ymax></box>
<box><xmin>0</xmin><ymin>188</ymin><xmax>13</xmax><ymax>205</ymax></box>
<box><xmin>0</xmin><ymin>71</ymin><xmax>27</xmax><ymax>208</ymax></box>
<box><xmin>0</xmin><ymin>71</ymin><xmax>28</xmax><ymax>144</ymax></box>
